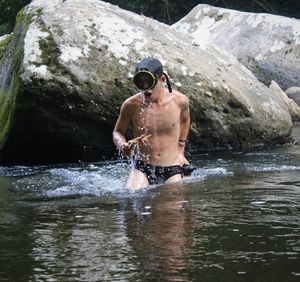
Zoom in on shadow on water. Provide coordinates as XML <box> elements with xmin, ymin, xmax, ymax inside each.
<box><xmin>0</xmin><ymin>144</ymin><xmax>300</xmax><ymax>281</ymax></box>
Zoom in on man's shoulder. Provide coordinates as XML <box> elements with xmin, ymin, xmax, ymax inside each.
<box><xmin>171</xmin><ymin>90</ymin><xmax>189</xmax><ymax>105</ymax></box>
<box><xmin>123</xmin><ymin>93</ymin><xmax>142</xmax><ymax>105</ymax></box>
<box><xmin>121</xmin><ymin>93</ymin><xmax>142</xmax><ymax>112</ymax></box>
<box><xmin>172</xmin><ymin>89</ymin><xmax>188</xmax><ymax>98</ymax></box>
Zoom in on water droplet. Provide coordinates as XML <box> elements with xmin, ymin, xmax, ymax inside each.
<box><xmin>141</xmin><ymin>212</ymin><xmax>151</xmax><ymax>215</ymax></box>
<box><xmin>237</xmin><ymin>271</ymin><xmax>246</xmax><ymax>275</ymax></box>
<box><xmin>251</xmin><ymin>201</ymin><xmax>266</xmax><ymax>205</ymax></box>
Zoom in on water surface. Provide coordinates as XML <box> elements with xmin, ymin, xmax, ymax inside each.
<box><xmin>0</xmin><ymin>145</ymin><xmax>300</xmax><ymax>281</ymax></box>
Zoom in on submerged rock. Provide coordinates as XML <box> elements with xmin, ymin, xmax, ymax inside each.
<box><xmin>173</xmin><ymin>4</ymin><xmax>300</xmax><ymax>90</ymax></box>
<box><xmin>0</xmin><ymin>0</ymin><xmax>294</xmax><ymax>164</ymax></box>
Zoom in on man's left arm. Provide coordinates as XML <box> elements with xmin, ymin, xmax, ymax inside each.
<box><xmin>178</xmin><ymin>95</ymin><xmax>190</xmax><ymax>164</ymax></box>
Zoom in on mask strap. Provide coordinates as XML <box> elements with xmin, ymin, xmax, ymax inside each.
<box><xmin>163</xmin><ymin>72</ymin><xmax>172</xmax><ymax>93</ymax></box>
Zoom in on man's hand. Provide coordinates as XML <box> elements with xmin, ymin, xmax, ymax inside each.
<box><xmin>127</xmin><ymin>134</ymin><xmax>151</xmax><ymax>147</ymax></box>
<box><xmin>121</xmin><ymin>134</ymin><xmax>151</xmax><ymax>157</ymax></box>
<box><xmin>120</xmin><ymin>142</ymin><xmax>134</xmax><ymax>157</ymax></box>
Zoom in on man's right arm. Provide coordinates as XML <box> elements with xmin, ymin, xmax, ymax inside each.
<box><xmin>112</xmin><ymin>101</ymin><xmax>133</xmax><ymax>156</ymax></box>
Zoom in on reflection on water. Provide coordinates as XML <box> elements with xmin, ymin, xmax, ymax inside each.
<box><xmin>123</xmin><ymin>183</ymin><xmax>194</xmax><ymax>281</ymax></box>
<box><xmin>0</xmin><ymin>145</ymin><xmax>300</xmax><ymax>281</ymax></box>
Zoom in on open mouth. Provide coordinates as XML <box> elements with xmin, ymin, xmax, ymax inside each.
<box><xmin>144</xmin><ymin>91</ymin><xmax>152</xmax><ymax>98</ymax></box>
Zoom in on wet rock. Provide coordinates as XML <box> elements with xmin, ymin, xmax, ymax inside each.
<box><xmin>173</xmin><ymin>4</ymin><xmax>300</xmax><ymax>90</ymax></box>
<box><xmin>0</xmin><ymin>0</ymin><xmax>294</xmax><ymax>164</ymax></box>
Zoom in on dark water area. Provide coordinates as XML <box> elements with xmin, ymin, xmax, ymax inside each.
<box><xmin>1</xmin><ymin>141</ymin><xmax>300</xmax><ymax>281</ymax></box>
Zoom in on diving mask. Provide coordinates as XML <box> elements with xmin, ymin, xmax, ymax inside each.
<box><xmin>133</xmin><ymin>57</ymin><xmax>172</xmax><ymax>93</ymax></box>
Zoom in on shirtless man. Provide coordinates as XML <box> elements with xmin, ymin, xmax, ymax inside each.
<box><xmin>113</xmin><ymin>57</ymin><xmax>192</xmax><ymax>189</ymax></box>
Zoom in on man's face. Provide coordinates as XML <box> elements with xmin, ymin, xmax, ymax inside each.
<box><xmin>134</xmin><ymin>70</ymin><xmax>157</xmax><ymax>91</ymax></box>
<box><xmin>143</xmin><ymin>76</ymin><xmax>164</xmax><ymax>100</ymax></box>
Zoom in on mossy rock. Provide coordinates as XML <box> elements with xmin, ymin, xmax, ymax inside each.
<box><xmin>0</xmin><ymin>33</ymin><xmax>13</xmax><ymax>61</ymax></box>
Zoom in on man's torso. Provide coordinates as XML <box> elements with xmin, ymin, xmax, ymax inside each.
<box><xmin>130</xmin><ymin>92</ymin><xmax>182</xmax><ymax>166</ymax></box>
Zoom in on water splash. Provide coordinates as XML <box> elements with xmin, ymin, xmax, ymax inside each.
<box><xmin>9</xmin><ymin>161</ymin><xmax>235</xmax><ymax>199</ymax></box>
<box><xmin>136</xmin><ymin>97</ymin><xmax>153</xmax><ymax>162</ymax></box>
<box><xmin>189</xmin><ymin>167</ymin><xmax>233</xmax><ymax>182</ymax></box>
<box><xmin>12</xmin><ymin>162</ymin><xmax>132</xmax><ymax>198</ymax></box>
<box><xmin>7</xmin><ymin>146</ymin><xmax>300</xmax><ymax>199</ymax></box>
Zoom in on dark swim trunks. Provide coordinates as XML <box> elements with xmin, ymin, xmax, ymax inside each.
<box><xmin>134</xmin><ymin>160</ymin><xmax>195</xmax><ymax>185</ymax></box>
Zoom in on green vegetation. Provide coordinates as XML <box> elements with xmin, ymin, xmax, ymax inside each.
<box><xmin>0</xmin><ymin>33</ymin><xmax>12</xmax><ymax>60</ymax></box>
<box><xmin>0</xmin><ymin>78</ymin><xmax>18</xmax><ymax>141</ymax></box>
<box><xmin>0</xmin><ymin>8</ymin><xmax>32</xmax><ymax>142</ymax></box>
<box><xmin>0</xmin><ymin>0</ymin><xmax>31</xmax><ymax>35</ymax></box>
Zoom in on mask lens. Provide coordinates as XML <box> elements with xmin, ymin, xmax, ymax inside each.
<box><xmin>133</xmin><ymin>71</ymin><xmax>157</xmax><ymax>90</ymax></box>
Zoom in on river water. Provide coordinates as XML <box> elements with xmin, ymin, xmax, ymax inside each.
<box><xmin>1</xmin><ymin>138</ymin><xmax>300</xmax><ymax>281</ymax></box>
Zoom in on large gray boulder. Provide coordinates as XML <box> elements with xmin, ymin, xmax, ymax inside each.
<box><xmin>173</xmin><ymin>4</ymin><xmax>300</xmax><ymax>90</ymax></box>
<box><xmin>0</xmin><ymin>0</ymin><xmax>294</xmax><ymax>164</ymax></box>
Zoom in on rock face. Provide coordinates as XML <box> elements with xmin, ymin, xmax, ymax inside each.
<box><xmin>0</xmin><ymin>0</ymin><xmax>294</xmax><ymax>164</ymax></box>
<box><xmin>173</xmin><ymin>4</ymin><xmax>300</xmax><ymax>90</ymax></box>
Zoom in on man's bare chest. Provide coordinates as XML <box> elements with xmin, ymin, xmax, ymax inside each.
<box><xmin>132</xmin><ymin>104</ymin><xmax>181</xmax><ymax>133</ymax></box>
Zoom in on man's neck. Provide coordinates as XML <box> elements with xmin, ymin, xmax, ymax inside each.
<box><xmin>152</xmin><ymin>87</ymin><xmax>166</xmax><ymax>105</ymax></box>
